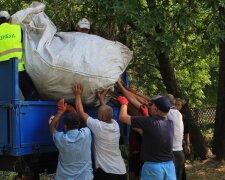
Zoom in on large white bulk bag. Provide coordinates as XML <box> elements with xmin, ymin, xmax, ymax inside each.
<box><xmin>12</xmin><ymin>2</ymin><xmax>132</xmax><ymax>104</ymax></box>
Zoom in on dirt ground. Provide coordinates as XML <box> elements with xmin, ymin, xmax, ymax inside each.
<box><xmin>186</xmin><ymin>156</ymin><xmax>225</xmax><ymax>180</ymax></box>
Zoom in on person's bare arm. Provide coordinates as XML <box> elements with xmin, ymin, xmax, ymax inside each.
<box><xmin>72</xmin><ymin>83</ymin><xmax>89</xmax><ymax>122</ymax></box>
<box><xmin>96</xmin><ymin>89</ymin><xmax>108</xmax><ymax>106</ymax></box>
<box><xmin>119</xmin><ymin>104</ymin><xmax>132</xmax><ymax>125</ymax></box>
<box><xmin>49</xmin><ymin>98</ymin><xmax>67</xmax><ymax>134</ymax></box>
<box><xmin>118</xmin><ymin>96</ymin><xmax>143</xmax><ymax>135</ymax></box>
<box><xmin>49</xmin><ymin>114</ymin><xmax>62</xmax><ymax>134</ymax></box>
<box><xmin>184</xmin><ymin>133</ymin><xmax>191</xmax><ymax>155</ymax></box>
<box><xmin>116</xmin><ymin>81</ymin><xmax>142</xmax><ymax>108</ymax></box>
<box><xmin>125</xmin><ymin>86</ymin><xmax>150</xmax><ymax>102</ymax></box>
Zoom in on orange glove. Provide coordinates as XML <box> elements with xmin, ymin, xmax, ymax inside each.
<box><xmin>57</xmin><ymin>99</ymin><xmax>67</xmax><ymax>114</ymax></box>
<box><xmin>140</xmin><ymin>105</ymin><xmax>149</xmax><ymax>117</ymax></box>
<box><xmin>117</xmin><ymin>96</ymin><xmax>129</xmax><ymax>105</ymax></box>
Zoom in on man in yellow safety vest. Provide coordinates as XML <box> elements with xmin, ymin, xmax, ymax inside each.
<box><xmin>0</xmin><ymin>11</ymin><xmax>39</xmax><ymax>100</ymax></box>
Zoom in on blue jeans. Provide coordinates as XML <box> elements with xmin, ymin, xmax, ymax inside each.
<box><xmin>141</xmin><ymin>161</ymin><xmax>176</xmax><ymax>180</ymax></box>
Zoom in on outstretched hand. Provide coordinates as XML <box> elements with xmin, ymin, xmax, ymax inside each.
<box><xmin>117</xmin><ymin>96</ymin><xmax>129</xmax><ymax>105</ymax></box>
<box><xmin>96</xmin><ymin>89</ymin><xmax>108</xmax><ymax>105</ymax></box>
<box><xmin>115</xmin><ymin>80</ymin><xmax>124</xmax><ymax>90</ymax></box>
<box><xmin>96</xmin><ymin>89</ymin><xmax>108</xmax><ymax>99</ymax></box>
<box><xmin>57</xmin><ymin>98</ymin><xmax>67</xmax><ymax>115</ymax></box>
<box><xmin>140</xmin><ymin>105</ymin><xmax>149</xmax><ymax>117</ymax></box>
<box><xmin>72</xmin><ymin>83</ymin><xmax>83</xmax><ymax>96</ymax></box>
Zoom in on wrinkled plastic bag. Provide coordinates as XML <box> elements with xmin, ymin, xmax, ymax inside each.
<box><xmin>12</xmin><ymin>2</ymin><xmax>132</xmax><ymax>104</ymax></box>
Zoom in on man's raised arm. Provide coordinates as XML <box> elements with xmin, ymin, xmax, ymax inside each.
<box><xmin>96</xmin><ymin>89</ymin><xmax>108</xmax><ymax>106</ymax></box>
<box><xmin>49</xmin><ymin>98</ymin><xmax>67</xmax><ymax>134</ymax></box>
<box><xmin>72</xmin><ymin>83</ymin><xmax>89</xmax><ymax>122</ymax></box>
<box><xmin>117</xmin><ymin>96</ymin><xmax>132</xmax><ymax>125</ymax></box>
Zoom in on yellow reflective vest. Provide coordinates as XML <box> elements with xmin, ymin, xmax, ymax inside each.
<box><xmin>0</xmin><ymin>23</ymin><xmax>25</xmax><ymax>71</ymax></box>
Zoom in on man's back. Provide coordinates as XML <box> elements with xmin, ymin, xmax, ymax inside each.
<box><xmin>87</xmin><ymin>117</ymin><xmax>126</xmax><ymax>175</ymax></box>
<box><xmin>53</xmin><ymin>127</ymin><xmax>93</xmax><ymax>180</ymax></box>
<box><xmin>0</xmin><ymin>23</ymin><xmax>22</xmax><ymax>61</ymax></box>
<box><xmin>167</xmin><ymin>108</ymin><xmax>184</xmax><ymax>151</ymax></box>
<box><xmin>131</xmin><ymin>115</ymin><xmax>174</xmax><ymax>163</ymax></box>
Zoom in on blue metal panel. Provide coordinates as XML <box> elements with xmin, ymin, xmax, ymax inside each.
<box><xmin>0</xmin><ymin>101</ymin><xmax>63</xmax><ymax>156</ymax></box>
<box><xmin>123</xmin><ymin>70</ymin><xmax>129</xmax><ymax>86</ymax></box>
<box><xmin>0</xmin><ymin>107</ymin><xmax>9</xmax><ymax>149</ymax></box>
<box><xmin>14</xmin><ymin>101</ymin><xmax>64</xmax><ymax>156</ymax></box>
<box><xmin>0</xmin><ymin>58</ymin><xmax>19</xmax><ymax>102</ymax></box>
<box><xmin>19</xmin><ymin>102</ymin><xmax>58</xmax><ymax>147</ymax></box>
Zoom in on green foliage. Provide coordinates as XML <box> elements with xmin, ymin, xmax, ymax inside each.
<box><xmin>0</xmin><ymin>171</ymin><xmax>17</xmax><ymax>180</ymax></box>
<box><xmin>200</xmin><ymin>124</ymin><xmax>214</xmax><ymax>150</ymax></box>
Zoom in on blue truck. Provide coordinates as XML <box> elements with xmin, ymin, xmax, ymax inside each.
<box><xmin>0</xmin><ymin>58</ymin><xmax>129</xmax><ymax>177</ymax></box>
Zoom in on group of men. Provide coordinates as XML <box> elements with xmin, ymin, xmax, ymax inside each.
<box><xmin>115</xmin><ymin>81</ymin><xmax>190</xmax><ymax>180</ymax></box>
<box><xmin>49</xmin><ymin>80</ymin><xmax>189</xmax><ymax>180</ymax></box>
<box><xmin>119</xmin><ymin>91</ymin><xmax>190</xmax><ymax>180</ymax></box>
<box><xmin>49</xmin><ymin>83</ymin><xmax>127</xmax><ymax>180</ymax></box>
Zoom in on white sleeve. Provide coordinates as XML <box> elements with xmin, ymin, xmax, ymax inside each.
<box><xmin>86</xmin><ymin>116</ymin><xmax>101</xmax><ymax>133</ymax></box>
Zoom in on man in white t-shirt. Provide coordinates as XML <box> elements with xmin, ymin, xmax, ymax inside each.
<box><xmin>72</xmin><ymin>83</ymin><xmax>127</xmax><ymax>180</ymax></box>
<box><xmin>166</xmin><ymin>94</ymin><xmax>184</xmax><ymax>180</ymax></box>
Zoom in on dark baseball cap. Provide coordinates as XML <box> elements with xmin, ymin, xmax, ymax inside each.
<box><xmin>150</xmin><ymin>95</ymin><xmax>162</xmax><ymax>102</ymax></box>
<box><xmin>152</xmin><ymin>96</ymin><xmax>171</xmax><ymax>113</ymax></box>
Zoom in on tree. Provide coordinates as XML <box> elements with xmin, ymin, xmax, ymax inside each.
<box><xmin>115</xmin><ymin>0</ymin><xmax>210</xmax><ymax>159</ymax></box>
<box><xmin>213</xmin><ymin>5</ymin><xmax>225</xmax><ymax>160</ymax></box>
<box><xmin>148</xmin><ymin>0</ymin><xmax>209</xmax><ymax>159</ymax></box>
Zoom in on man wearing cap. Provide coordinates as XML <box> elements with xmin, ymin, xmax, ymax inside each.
<box><xmin>118</xmin><ymin>96</ymin><xmax>176</xmax><ymax>180</ymax></box>
<box><xmin>49</xmin><ymin>98</ymin><xmax>93</xmax><ymax>180</ymax></box>
<box><xmin>0</xmin><ymin>10</ymin><xmax>39</xmax><ymax>100</ymax></box>
<box><xmin>76</xmin><ymin>18</ymin><xmax>90</xmax><ymax>33</ymax></box>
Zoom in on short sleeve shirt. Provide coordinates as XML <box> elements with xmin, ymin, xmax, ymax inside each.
<box><xmin>131</xmin><ymin>115</ymin><xmax>174</xmax><ymax>163</ymax></box>
<box><xmin>87</xmin><ymin>117</ymin><xmax>126</xmax><ymax>174</ymax></box>
<box><xmin>167</xmin><ymin>109</ymin><xmax>184</xmax><ymax>151</ymax></box>
<box><xmin>53</xmin><ymin>128</ymin><xmax>93</xmax><ymax>180</ymax></box>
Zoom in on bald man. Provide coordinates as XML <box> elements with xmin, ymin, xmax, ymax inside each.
<box><xmin>73</xmin><ymin>83</ymin><xmax>127</xmax><ymax>180</ymax></box>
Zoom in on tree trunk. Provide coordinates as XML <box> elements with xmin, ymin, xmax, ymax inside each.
<box><xmin>212</xmin><ymin>6</ymin><xmax>225</xmax><ymax>160</ymax></box>
<box><xmin>157</xmin><ymin>50</ymin><xmax>209</xmax><ymax>159</ymax></box>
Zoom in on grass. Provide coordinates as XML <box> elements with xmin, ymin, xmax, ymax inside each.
<box><xmin>0</xmin><ymin>171</ymin><xmax>17</xmax><ymax>180</ymax></box>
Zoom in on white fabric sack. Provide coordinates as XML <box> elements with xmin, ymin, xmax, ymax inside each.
<box><xmin>12</xmin><ymin>2</ymin><xmax>132</xmax><ymax>104</ymax></box>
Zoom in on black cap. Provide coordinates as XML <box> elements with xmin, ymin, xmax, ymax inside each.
<box><xmin>153</xmin><ymin>96</ymin><xmax>171</xmax><ymax>113</ymax></box>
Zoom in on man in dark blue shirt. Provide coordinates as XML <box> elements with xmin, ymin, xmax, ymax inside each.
<box><xmin>118</xmin><ymin>96</ymin><xmax>176</xmax><ymax>180</ymax></box>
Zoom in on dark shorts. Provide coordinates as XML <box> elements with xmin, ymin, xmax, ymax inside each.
<box><xmin>173</xmin><ymin>150</ymin><xmax>185</xmax><ymax>180</ymax></box>
<box><xmin>129</xmin><ymin>152</ymin><xmax>142</xmax><ymax>176</ymax></box>
<box><xmin>94</xmin><ymin>168</ymin><xmax>127</xmax><ymax>180</ymax></box>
